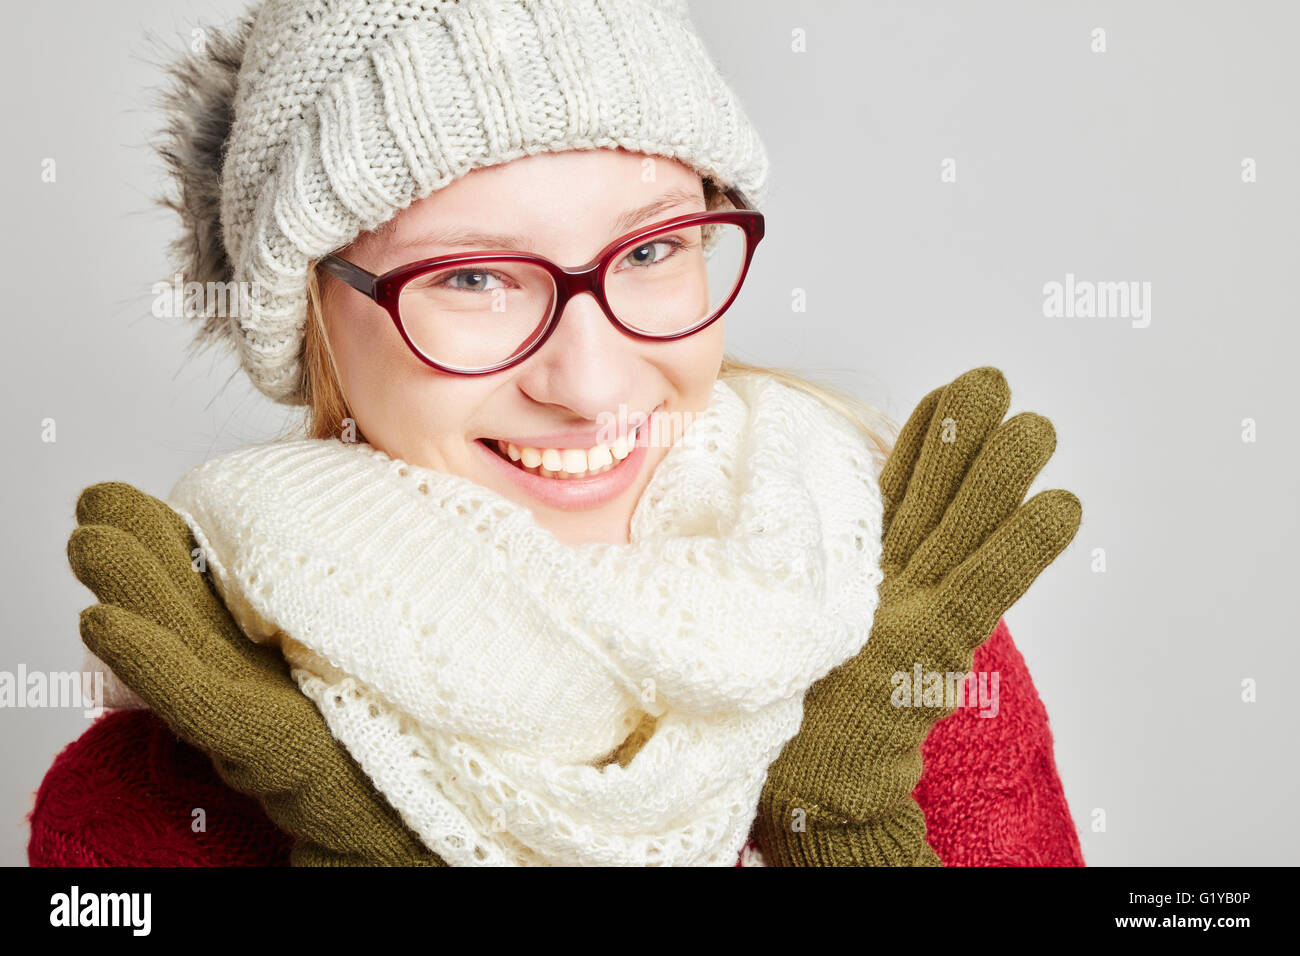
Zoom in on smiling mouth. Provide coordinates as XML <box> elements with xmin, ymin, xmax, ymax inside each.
<box><xmin>477</xmin><ymin>425</ymin><xmax>642</xmax><ymax>480</ymax></box>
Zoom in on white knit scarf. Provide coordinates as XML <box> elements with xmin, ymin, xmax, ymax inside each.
<box><xmin>165</xmin><ymin>373</ymin><xmax>884</xmax><ymax>866</ymax></box>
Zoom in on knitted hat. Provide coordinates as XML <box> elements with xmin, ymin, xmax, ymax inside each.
<box><xmin>157</xmin><ymin>0</ymin><xmax>771</xmax><ymax>406</ymax></box>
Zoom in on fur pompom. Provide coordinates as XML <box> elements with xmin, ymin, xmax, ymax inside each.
<box><xmin>153</xmin><ymin>13</ymin><xmax>258</xmax><ymax>352</ymax></box>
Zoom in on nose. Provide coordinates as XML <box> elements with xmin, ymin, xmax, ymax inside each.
<box><xmin>512</xmin><ymin>290</ymin><xmax>642</xmax><ymax>422</ymax></box>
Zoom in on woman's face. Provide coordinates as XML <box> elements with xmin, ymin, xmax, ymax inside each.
<box><xmin>319</xmin><ymin>148</ymin><xmax>725</xmax><ymax>545</ymax></box>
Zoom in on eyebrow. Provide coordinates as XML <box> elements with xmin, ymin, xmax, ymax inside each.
<box><xmin>610</xmin><ymin>187</ymin><xmax>708</xmax><ymax>235</ymax></box>
<box><xmin>385</xmin><ymin>187</ymin><xmax>707</xmax><ymax>255</ymax></box>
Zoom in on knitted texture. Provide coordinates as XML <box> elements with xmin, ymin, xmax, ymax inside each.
<box><xmin>160</xmin><ymin>0</ymin><xmax>770</xmax><ymax>404</ymax></box>
<box><xmin>53</xmin><ymin>366</ymin><xmax>1082</xmax><ymax>867</ymax></box>
<box><xmin>27</xmin><ymin>709</ymin><xmax>293</xmax><ymax>867</ymax></box>
<box><xmin>165</xmin><ymin>373</ymin><xmax>886</xmax><ymax>866</ymax></box>
<box><xmin>914</xmin><ymin>618</ymin><xmax>1084</xmax><ymax>866</ymax></box>
<box><xmin>754</xmin><ymin>367</ymin><xmax>1082</xmax><ymax>865</ymax></box>
<box><xmin>29</xmin><ymin>620</ymin><xmax>1084</xmax><ymax>867</ymax></box>
<box><xmin>65</xmin><ymin>481</ymin><xmax>443</xmax><ymax>866</ymax></box>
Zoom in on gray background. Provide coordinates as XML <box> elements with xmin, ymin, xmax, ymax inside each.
<box><xmin>2</xmin><ymin>0</ymin><xmax>1296</xmax><ymax>867</ymax></box>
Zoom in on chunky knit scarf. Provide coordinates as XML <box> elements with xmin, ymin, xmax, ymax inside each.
<box><xmin>165</xmin><ymin>373</ymin><xmax>884</xmax><ymax>866</ymax></box>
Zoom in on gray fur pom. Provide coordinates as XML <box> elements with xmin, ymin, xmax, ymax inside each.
<box><xmin>153</xmin><ymin>13</ymin><xmax>257</xmax><ymax>352</ymax></box>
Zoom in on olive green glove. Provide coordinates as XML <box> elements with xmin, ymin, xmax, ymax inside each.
<box><xmin>754</xmin><ymin>366</ymin><xmax>1082</xmax><ymax>866</ymax></box>
<box><xmin>67</xmin><ymin>481</ymin><xmax>444</xmax><ymax>867</ymax></box>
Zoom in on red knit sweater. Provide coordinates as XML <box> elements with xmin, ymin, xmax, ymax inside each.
<box><xmin>26</xmin><ymin>618</ymin><xmax>1083</xmax><ymax>867</ymax></box>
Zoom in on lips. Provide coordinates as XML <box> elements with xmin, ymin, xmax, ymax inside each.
<box><xmin>471</xmin><ymin>416</ymin><xmax>653</xmax><ymax>511</ymax></box>
<box><xmin>479</xmin><ymin>423</ymin><xmax>641</xmax><ymax>480</ymax></box>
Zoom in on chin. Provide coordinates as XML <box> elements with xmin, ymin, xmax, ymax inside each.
<box><xmin>543</xmin><ymin>510</ymin><xmax>632</xmax><ymax>547</ymax></box>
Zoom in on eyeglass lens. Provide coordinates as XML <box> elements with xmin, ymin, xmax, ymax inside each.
<box><xmin>395</xmin><ymin>221</ymin><xmax>748</xmax><ymax>371</ymax></box>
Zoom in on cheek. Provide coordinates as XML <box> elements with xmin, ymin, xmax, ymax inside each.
<box><xmin>329</xmin><ymin>301</ymin><xmax>406</xmax><ymax>397</ymax></box>
<box><xmin>327</xmin><ymin>302</ymin><xmax>431</xmax><ymax>440</ymax></box>
<box><xmin>325</xmin><ymin>300</ymin><xmax>492</xmax><ymax>466</ymax></box>
<box><xmin>662</xmin><ymin>318</ymin><xmax>725</xmax><ymax>408</ymax></box>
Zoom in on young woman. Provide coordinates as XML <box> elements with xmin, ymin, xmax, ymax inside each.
<box><xmin>29</xmin><ymin>0</ymin><xmax>1083</xmax><ymax>866</ymax></box>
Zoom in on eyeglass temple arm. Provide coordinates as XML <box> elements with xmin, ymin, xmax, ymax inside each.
<box><xmin>318</xmin><ymin>255</ymin><xmax>379</xmax><ymax>300</ymax></box>
<box><xmin>721</xmin><ymin>184</ymin><xmax>754</xmax><ymax>211</ymax></box>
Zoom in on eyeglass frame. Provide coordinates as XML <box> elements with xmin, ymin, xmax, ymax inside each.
<box><xmin>316</xmin><ymin>184</ymin><xmax>766</xmax><ymax>375</ymax></box>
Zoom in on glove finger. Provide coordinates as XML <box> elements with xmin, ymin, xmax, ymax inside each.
<box><xmin>881</xmin><ymin>367</ymin><xmax>1011</xmax><ymax>577</ymax></box>
<box><xmin>76</xmin><ymin>482</ymin><xmax>203</xmax><ymax>591</ymax></box>
<box><xmin>78</xmin><ymin>601</ymin><xmax>276</xmax><ymax>772</ymax></box>
<box><xmin>79</xmin><ymin>606</ymin><xmax>436</xmax><ymax>868</ymax></box>
<box><xmin>68</xmin><ymin>524</ymin><xmax>208</xmax><ymax>639</ymax></box>
<box><xmin>69</xmin><ymin>524</ymin><xmax>272</xmax><ymax>682</ymax></box>
<box><xmin>74</xmin><ymin>482</ymin><xmax>249</xmax><ymax>647</ymax></box>
<box><xmin>79</xmin><ymin>602</ymin><xmax>342</xmax><ymax>775</ymax></box>
<box><xmin>902</xmin><ymin>412</ymin><xmax>1058</xmax><ymax>589</ymax></box>
<box><xmin>79</xmin><ymin>603</ymin><xmax>432</xmax><ymax>862</ymax></box>
<box><xmin>77</xmin><ymin>602</ymin><xmax>292</xmax><ymax>760</ymax></box>
<box><xmin>878</xmin><ymin>384</ymin><xmax>944</xmax><ymax>537</ymax></box>
<box><xmin>937</xmin><ymin>488</ymin><xmax>1082</xmax><ymax>651</ymax></box>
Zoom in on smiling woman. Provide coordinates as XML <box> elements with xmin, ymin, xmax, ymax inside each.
<box><xmin>32</xmin><ymin>0</ymin><xmax>1084</xmax><ymax>870</ymax></box>
<box><xmin>300</xmin><ymin>148</ymin><xmax>780</xmax><ymax>539</ymax></box>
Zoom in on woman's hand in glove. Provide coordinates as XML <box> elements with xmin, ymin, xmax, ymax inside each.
<box><xmin>755</xmin><ymin>366</ymin><xmax>1082</xmax><ymax>866</ymax></box>
<box><xmin>66</xmin><ymin>481</ymin><xmax>445</xmax><ymax>867</ymax></box>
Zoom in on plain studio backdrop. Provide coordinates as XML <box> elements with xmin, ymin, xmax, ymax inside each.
<box><xmin>2</xmin><ymin>0</ymin><xmax>1296</xmax><ymax>867</ymax></box>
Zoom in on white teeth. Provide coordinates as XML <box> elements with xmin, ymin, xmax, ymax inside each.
<box><xmin>490</xmin><ymin>427</ymin><xmax>639</xmax><ymax>479</ymax></box>
<box><xmin>561</xmin><ymin>448</ymin><xmax>587</xmax><ymax>473</ymax></box>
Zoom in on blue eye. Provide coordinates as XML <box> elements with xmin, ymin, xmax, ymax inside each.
<box><xmin>442</xmin><ymin>270</ymin><xmax>507</xmax><ymax>292</ymax></box>
<box><xmin>621</xmin><ymin>238</ymin><xmax>684</xmax><ymax>268</ymax></box>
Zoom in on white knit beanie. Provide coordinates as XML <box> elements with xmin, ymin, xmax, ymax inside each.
<box><xmin>157</xmin><ymin>0</ymin><xmax>771</xmax><ymax>406</ymax></box>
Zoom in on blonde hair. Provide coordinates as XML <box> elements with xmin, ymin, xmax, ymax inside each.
<box><xmin>300</xmin><ymin>261</ymin><xmax>897</xmax><ymax>471</ymax></box>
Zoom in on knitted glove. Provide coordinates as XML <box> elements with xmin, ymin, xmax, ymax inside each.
<box><xmin>66</xmin><ymin>481</ymin><xmax>445</xmax><ymax>867</ymax></box>
<box><xmin>754</xmin><ymin>366</ymin><xmax>1082</xmax><ymax>866</ymax></box>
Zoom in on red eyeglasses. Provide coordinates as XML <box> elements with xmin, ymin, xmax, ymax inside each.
<box><xmin>318</xmin><ymin>184</ymin><xmax>765</xmax><ymax>375</ymax></box>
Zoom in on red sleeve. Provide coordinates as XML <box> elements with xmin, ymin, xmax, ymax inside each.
<box><xmin>913</xmin><ymin>617</ymin><xmax>1085</xmax><ymax>866</ymax></box>
<box><xmin>27</xmin><ymin>709</ymin><xmax>290</xmax><ymax>867</ymax></box>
